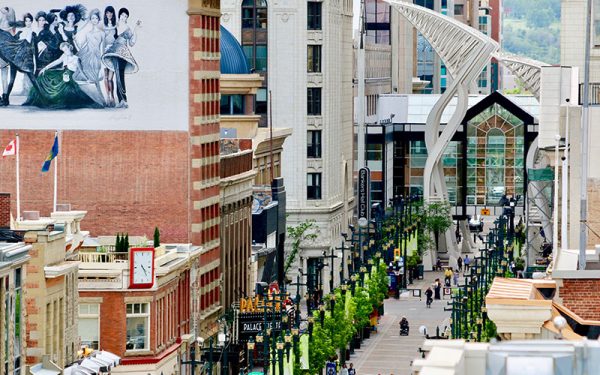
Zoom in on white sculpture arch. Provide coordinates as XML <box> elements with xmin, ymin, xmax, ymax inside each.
<box><xmin>385</xmin><ymin>0</ymin><xmax>499</xmax><ymax>266</ymax></box>
<box><xmin>385</xmin><ymin>0</ymin><xmax>499</xmax><ymax>203</ymax></box>
<box><xmin>494</xmin><ymin>53</ymin><xmax>548</xmax><ymax>101</ymax></box>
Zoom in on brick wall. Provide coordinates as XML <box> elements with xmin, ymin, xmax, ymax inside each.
<box><xmin>0</xmin><ymin>193</ymin><xmax>9</xmax><ymax>228</ymax></box>
<box><xmin>558</xmin><ymin>279</ymin><xmax>600</xmax><ymax>320</ymax></box>
<box><xmin>0</xmin><ymin>131</ymin><xmax>188</xmax><ymax>241</ymax></box>
<box><xmin>189</xmin><ymin>0</ymin><xmax>222</xmax><ymax>338</ymax></box>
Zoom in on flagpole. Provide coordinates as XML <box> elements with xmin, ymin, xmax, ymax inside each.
<box><xmin>15</xmin><ymin>134</ymin><xmax>20</xmax><ymax>221</ymax></box>
<box><xmin>53</xmin><ymin>131</ymin><xmax>58</xmax><ymax>213</ymax></box>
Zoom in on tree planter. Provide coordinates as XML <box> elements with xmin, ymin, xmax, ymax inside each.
<box><xmin>345</xmin><ymin>347</ymin><xmax>351</xmax><ymax>360</ymax></box>
<box><xmin>363</xmin><ymin>326</ymin><xmax>371</xmax><ymax>339</ymax></box>
<box><xmin>378</xmin><ymin>304</ymin><xmax>384</xmax><ymax>316</ymax></box>
<box><xmin>353</xmin><ymin>335</ymin><xmax>361</xmax><ymax>349</ymax></box>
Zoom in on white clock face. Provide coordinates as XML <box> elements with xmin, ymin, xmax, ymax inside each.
<box><xmin>132</xmin><ymin>251</ymin><xmax>153</xmax><ymax>285</ymax></box>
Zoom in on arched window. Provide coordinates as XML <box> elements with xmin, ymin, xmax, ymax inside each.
<box><xmin>242</xmin><ymin>0</ymin><xmax>267</xmax><ymax>29</ymax></box>
<box><xmin>241</xmin><ymin>0</ymin><xmax>268</xmax><ymax>121</ymax></box>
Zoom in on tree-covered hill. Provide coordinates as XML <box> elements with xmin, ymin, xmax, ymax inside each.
<box><xmin>503</xmin><ymin>0</ymin><xmax>560</xmax><ymax>64</ymax></box>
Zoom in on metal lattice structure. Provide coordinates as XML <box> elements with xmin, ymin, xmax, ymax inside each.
<box><xmin>386</xmin><ymin>0</ymin><xmax>499</xmax><ymax>265</ymax></box>
<box><xmin>494</xmin><ymin>53</ymin><xmax>548</xmax><ymax>100</ymax></box>
<box><xmin>386</xmin><ymin>0</ymin><xmax>499</xmax><ymax>203</ymax></box>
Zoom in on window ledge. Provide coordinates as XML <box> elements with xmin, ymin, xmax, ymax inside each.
<box><xmin>124</xmin><ymin>349</ymin><xmax>153</xmax><ymax>357</ymax></box>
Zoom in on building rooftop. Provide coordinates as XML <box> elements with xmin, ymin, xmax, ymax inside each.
<box><xmin>375</xmin><ymin>93</ymin><xmax>539</xmax><ymax>125</ymax></box>
<box><xmin>220</xmin><ymin>26</ymin><xmax>250</xmax><ymax>75</ymax></box>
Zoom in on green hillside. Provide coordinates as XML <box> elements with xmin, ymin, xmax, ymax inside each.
<box><xmin>503</xmin><ymin>0</ymin><xmax>560</xmax><ymax>64</ymax></box>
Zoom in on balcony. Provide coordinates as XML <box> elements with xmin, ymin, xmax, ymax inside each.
<box><xmin>578</xmin><ymin>83</ymin><xmax>600</xmax><ymax>105</ymax></box>
<box><xmin>78</xmin><ymin>251</ymin><xmax>129</xmax><ymax>263</ymax></box>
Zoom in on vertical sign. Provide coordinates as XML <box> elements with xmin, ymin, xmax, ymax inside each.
<box><xmin>358</xmin><ymin>167</ymin><xmax>371</xmax><ymax>227</ymax></box>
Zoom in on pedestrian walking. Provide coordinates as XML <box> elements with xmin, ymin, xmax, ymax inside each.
<box><xmin>457</xmin><ymin>256</ymin><xmax>463</xmax><ymax>272</ymax></box>
<box><xmin>434</xmin><ymin>279</ymin><xmax>441</xmax><ymax>300</ymax></box>
<box><xmin>425</xmin><ymin>287</ymin><xmax>433</xmax><ymax>308</ymax></box>
<box><xmin>444</xmin><ymin>268</ymin><xmax>453</xmax><ymax>286</ymax></box>
<box><xmin>436</xmin><ymin>257</ymin><xmax>442</xmax><ymax>271</ymax></box>
<box><xmin>453</xmin><ymin>269</ymin><xmax>459</xmax><ymax>286</ymax></box>
<box><xmin>464</xmin><ymin>255</ymin><xmax>471</xmax><ymax>273</ymax></box>
<box><xmin>340</xmin><ymin>364</ymin><xmax>349</xmax><ymax>375</ymax></box>
<box><xmin>348</xmin><ymin>363</ymin><xmax>356</xmax><ymax>375</ymax></box>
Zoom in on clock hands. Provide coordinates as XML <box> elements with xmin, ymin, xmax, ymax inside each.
<box><xmin>141</xmin><ymin>264</ymin><xmax>148</xmax><ymax>276</ymax></box>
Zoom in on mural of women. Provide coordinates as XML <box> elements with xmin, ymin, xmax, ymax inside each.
<box><xmin>73</xmin><ymin>8</ymin><xmax>104</xmax><ymax>105</ymax></box>
<box><xmin>57</xmin><ymin>4</ymin><xmax>85</xmax><ymax>52</ymax></box>
<box><xmin>24</xmin><ymin>42</ymin><xmax>100</xmax><ymax>109</ymax></box>
<box><xmin>34</xmin><ymin>12</ymin><xmax>63</xmax><ymax>74</ymax></box>
<box><xmin>102</xmin><ymin>6</ymin><xmax>117</xmax><ymax>107</ymax></box>
<box><xmin>101</xmin><ymin>7</ymin><xmax>140</xmax><ymax>109</ymax></box>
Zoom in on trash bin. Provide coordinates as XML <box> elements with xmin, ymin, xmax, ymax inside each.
<box><xmin>418</xmin><ymin>264</ymin><xmax>424</xmax><ymax>279</ymax></box>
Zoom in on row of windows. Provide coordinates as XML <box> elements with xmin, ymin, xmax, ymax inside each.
<box><xmin>242</xmin><ymin>0</ymin><xmax>322</xmax><ymax>30</ymax></box>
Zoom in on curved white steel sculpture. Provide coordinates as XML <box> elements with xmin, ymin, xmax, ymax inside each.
<box><xmin>385</xmin><ymin>0</ymin><xmax>498</xmax><ymax>266</ymax></box>
<box><xmin>385</xmin><ymin>0</ymin><xmax>499</xmax><ymax>203</ymax></box>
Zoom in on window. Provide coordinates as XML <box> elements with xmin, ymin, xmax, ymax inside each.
<box><xmin>307</xmin><ymin>2</ymin><xmax>322</xmax><ymax>30</ymax></box>
<box><xmin>14</xmin><ymin>268</ymin><xmax>21</xmax><ymax>374</ymax></box>
<box><xmin>126</xmin><ymin>303</ymin><xmax>150</xmax><ymax>351</ymax></box>
<box><xmin>220</xmin><ymin>95</ymin><xmax>245</xmax><ymax>115</ymax></box>
<box><xmin>365</xmin><ymin>0</ymin><xmax>391</xmax><ymax>44</ymax></box>
<box><xmin>307</xmin><ymin>130</ymin><xmax>322</xmax><ymax>158</ymax></box>
<box><xmin>307</xmin><ymin>45</ymin><xmax>322</xmax><ymax>73</ymax></box>
<box><xmin>307</xmin><ymin>88</ymin><xmax>321</xmax><ymax>115</ymax></box>
<box><xmin>242</xmin><ymin>0</ymin><xmax>267</xmax><ymax>29</ymax></box>
<box><xmin>307</xmin><ymin>173</ymin><xmax>322</xmax><ymax>199</ymax></box>
<box><xmin>78</xmin><ymin>304</ymin><xmax>100</xmax><ymax>350</ymax></box>
<box><xmin>256</xmin><ymin>88</ymin><xmax>267</xmax><ymax>114</ymax></box>
<box><xmin>243</xmin><ymin>45</ymin><xmax>268</xmax><ymax>72</ymax></box>
<box><xmin>454</xmin><ymin>4</ymin><xmax>464</xmax><ymax>15</ymax></box>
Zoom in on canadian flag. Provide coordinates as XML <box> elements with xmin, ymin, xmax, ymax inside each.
<box><xmin>2</xmin><ymin>139</ymin><xmax>16</xmax><ymax>157</ymax></box>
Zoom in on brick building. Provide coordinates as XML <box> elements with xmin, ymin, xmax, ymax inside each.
<box><xmin>77</xmin><ymin>243</ymin><xmax>201</xmax><ymax>375</ymax></box>
<box><xmin>0</xmin><ymin>0</ymin><xmax>223</xmax><ymax>342</ymax></box>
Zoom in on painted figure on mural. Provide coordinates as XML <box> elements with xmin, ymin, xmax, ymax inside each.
<box><xmin>0</xmin><ymin>3</ymin><xmax>141</xmax><ymax>110</ymax></box>
<box><xmin>102</xmin><ymin>6</ymin><xmax>117</xmax><ymax>107</ymax></box>
<box><xmin>0</xmin><ymin>6</ymin><xmax>16</xmax><ymax>106</ymax></box>
<box><xmin>25</xmin><ymin>41</ymin><xmax>101</xmax><ymax>109</ymax></box>
<box><xmin>101</xmin><ymin>7</ymin><xmax>141</xmax><ymax>109</ymax></box>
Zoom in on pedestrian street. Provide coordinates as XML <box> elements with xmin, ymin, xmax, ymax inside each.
<box><xmin>350</xmin><ymin>271</ymin><xmax>453</xmax><ymax>375</ymax></box>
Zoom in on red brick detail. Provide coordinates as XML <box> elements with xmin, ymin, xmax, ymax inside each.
<box><xmin>0</xmin><ymin>192</ymin><xmax>9</xmax><ymax>227</ymax></box>
<box><xmin>189</xmin><ymin>12</ymin><xmax>221</xmax><ymax>315</ymax></box>
<box><xmin>559</xmin><ymin>279</ymin><xmax>600</xmax><ymax>320</ymax></box>
<box><xmin>0</xmin><ymin>131</ymin><xmax>189</xmax><ymax>242</ymax></box>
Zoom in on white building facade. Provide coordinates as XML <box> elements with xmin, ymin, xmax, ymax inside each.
<box><xmin>221</xmin><ymin>0</ymin><xmax>354</xmax><ymax>289</ymax></box>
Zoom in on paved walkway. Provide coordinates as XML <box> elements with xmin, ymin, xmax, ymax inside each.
<box><xmin>348</xmin><ymin>271</ymin><xmax>456</xmax><ymax>375</ymax></box>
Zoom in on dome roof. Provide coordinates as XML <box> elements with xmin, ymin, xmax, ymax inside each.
<box><xmin>220</xmin><ymin>26</ymin><xmax>250</xmax><ymax>75</ymax></box>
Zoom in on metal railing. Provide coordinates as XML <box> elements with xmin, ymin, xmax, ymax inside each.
<box><xmin>78</xmin><ymin>251</ymin><xmax>129</xmax><ymax>263</ymax></box>
<box><xmin>579</xmin><ymin>83</ymin><xmax>600</xmax><ymax>105</ymax></box>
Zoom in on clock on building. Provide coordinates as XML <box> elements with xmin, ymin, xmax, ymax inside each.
<box><xmin>129</xmin><ymin>247</ymin><xmax>155</xmax><ymax>289</ymax></box>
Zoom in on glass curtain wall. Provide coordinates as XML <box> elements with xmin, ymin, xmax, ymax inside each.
<box><xmin>466</xmin><ymin>103</ymin><xmax>524</xmax><ymax>205</ymax></box>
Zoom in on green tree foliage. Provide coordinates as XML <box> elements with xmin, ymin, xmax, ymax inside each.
<box><xmin>309</xmin><ymin>313</ymin><xmax>335</xmax><ymax>375</ymax></box>
<box><xmin>424</xmin><ymin>201</ymin><xmax>453</xmax><ymax>252</ymax></box>
<box><xmin>153</xmin><ymin>227</ymin><xmax>160</xmax><ymax>248</ymax></box>
<box><xmin>286</xmin><ymin>220</ymin><xmax>319</xmax><ymax>274</ymax></box>
<box><xmin>352</xmin><ymin>287</ymin><xmax>372</xmax><ymax>330</ymax></box>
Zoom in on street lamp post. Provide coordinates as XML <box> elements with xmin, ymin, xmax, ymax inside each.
<box><xmin>181</xmin><ymin>337</ymin><xmax>214</xmax><ymax>375</ymax></box>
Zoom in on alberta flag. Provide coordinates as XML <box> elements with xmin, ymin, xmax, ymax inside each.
<box><xmin>41</xmin><ymin>134</ymin><xmax>59</xmax><ymax>172</ymax></box>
